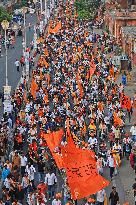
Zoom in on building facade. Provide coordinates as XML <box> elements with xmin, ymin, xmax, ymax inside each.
<box><xmin>121</xmin><ymin>27</ymin><xmax>136</xmax><ymax>67</ymax></box>
<box><xmin>104</xmin><ymin>0</ymin><xmax>136</xmax><ymax>68</ymax></box>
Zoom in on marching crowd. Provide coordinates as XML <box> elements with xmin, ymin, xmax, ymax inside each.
<box><xmin>0</xmin><ymin>0</ymin><xmax>136</xmax><ymax>205</ymax></box>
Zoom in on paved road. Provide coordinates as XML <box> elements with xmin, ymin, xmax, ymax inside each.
<box><xmin>0</xmin><ymin>13</ymin><xmax>37</xmax><ymax>92</ymax></box>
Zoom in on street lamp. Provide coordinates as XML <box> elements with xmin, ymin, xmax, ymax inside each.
<box><xmin>40</xmin><ymin>0</ymin><xmax>43</xmax><ymax>14</ymax></box>
<box><xmin>22</xmin><ymin>6</ymin><xmax>28</xmax><ymax>51</ymax></box>
<box><xmin>22</xmin><ymin>7</ymin><xmax>28</xmax><ymax>78</ymax></box>
<box><xmin>1</xmin><ymin>20</ymin><xmax>9</xmax><ymax>86</ymax></box>
<box><xmin>1</xmin><ymin>20</ymin><xmax>12</xmax><ymax>114</ymax></box>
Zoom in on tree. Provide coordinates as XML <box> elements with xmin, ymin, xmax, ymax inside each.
<box><xmin>0</xmin><ymin>6</ymin><xmax>12</xmax><ymax>23</ymax></box>
<box><xmin>75</xmin><ymin>0</ymin><xmax>100</xmax><ymax>20</ymax></box>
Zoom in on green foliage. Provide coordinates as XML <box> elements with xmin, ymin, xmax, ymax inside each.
<box><xmin>21</xmin><ymin>0</ymin><xmax>28</xmax><ymax>6</ymax></box>
<box><xmin>78</xmin><ymin>9</ymin><xmax>90</xmax><ymax>20</ymax></box>
<box><xmin>75</xmin><ymin>0</ymin><xmax>100</xmax><ymax>20</ymax></box>
<box><xmin>12</xmin><ymin>0</ymin><xmax>27</xmax><ymax>10</ymax></box>
<box><xmin>0</xmin><ymin>6</ymin><xmax>12</xmax><ymax>23</ymax></box>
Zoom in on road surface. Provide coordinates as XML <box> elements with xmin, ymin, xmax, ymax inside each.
<box><xmin>0</xmin><ymin>13</ymin><xmax>37</xmax><ymax>92</ymax></box>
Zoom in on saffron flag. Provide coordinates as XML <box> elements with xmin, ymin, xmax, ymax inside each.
<box><xmin>113</xmin><ymin>112</ymin><xmax>123</xmax><ymax>126</ymax></box>
<box><xmin>64</xmin><ymin>149</ymin><xmax>109</xmax><ymax>200</ymax></box>
<box><xmin>43</xmin><ymin>129</ymin><xmax>64</xmax><ymax>169</ymax></box>
<box><xmin>31</xmin><ymin>78</ymin><xmax>38</xmax><ymax>99</ymax></box>
<box><xmin>86</xmin><ymin>61</ymin><xmax>96</xmax><ymax>79</ymax></box>
<box><xmin>121</xmin><ymin>95</ymin><xmax>131</xmax><ymax>111</ymax></box>
<box><xmin>89</xmin><ymin>61</ymin><xmax>96</xmax><ymax>78</ymax></box>
<box><xmin>61</xmin><ymin>134</ymin><xmax>109</xmax><ymax>199</ymax></box>
<box><xmin>64</xmin><ymin>133</ymin><xmax>95</xmax><ymax>159</ymax></box>
<box><xmin>49</xmin><ymin>21</ymin><xmax>61</xmax><ymax>34</ymax></box>
<box><xmin>76</xmin><ymin>73</ymin><xmax>84</xmax><ymax>99</ymax></box>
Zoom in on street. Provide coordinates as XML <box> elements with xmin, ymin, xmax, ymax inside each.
<box><xmin>0</xmin><ymin>13</ymin><xmax>37</xmax><ymax>92</ymax></box>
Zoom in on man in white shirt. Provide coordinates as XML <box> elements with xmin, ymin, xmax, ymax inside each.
<box><xmin>45</xmin><ymin>170</ymin><xmax>57</xmax><ymax>198</ymax></box>
<box><xmin>130</xmin><ymin>123</ymin><xmax>136</xmax><ymax>142</ymax></box>
<box><xmin>4</xmin><ymin>176</ymin><xmax>11</xmax><ymax>189</ymax></box>
<box><xmin>20</xmin><ymin>153</ymin><xmax>27</xmax><ymax>177</ymax></box>
<box><xmin>15</xmin><ymin>59</ymin><xmax>20</xmax><ymax>72</ymax></box>
<box><xmin>96</xmin><ymin>189</ymin><xmax>106</xmax><ymax>205</ymax></box>
<box><xmin>25</xmin><ymin>163</ymin><xmax>36</xmax><ymax>188</ymax></box>
<box><xmin>88</xmin><ymin>137</ymin><xmax>98</xmax><ymax>147</ymax></box>
<box><xmin>107</xmin><ymin>154</ymin><xmax>115</xmax><ymax>180</ymax></box>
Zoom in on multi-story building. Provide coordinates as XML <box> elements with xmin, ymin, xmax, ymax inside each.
<box><xmin>104</xmin><ymin>0</ymin><xmax>136</xmax><ymax>68</ymax></box>
<box><xmin>121</xmin><ymin>26</ymin><xmax>136</xmax><ymax>67</ymax></box>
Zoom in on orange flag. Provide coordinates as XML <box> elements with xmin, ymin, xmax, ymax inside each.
<box><xmin>49</xmin><ymin>21</ymin><xmax>61</xmax><ymax>34</ymax></box>
<box><xmin>63</xmin><ymin>133</ymin><xmax>95</xmax><ymax>160</ymax></box>
<box><xmin>63</xmin><ymin>149</ymin><xmax>109</xmax><ymax>200</ymax></box>
<box><xmin>121</xmin><ymin>95</ymin><xmax>131</xmax><ymax>110</ymax></box>
<box><xmin>89</xmin><ymin>61</ymin><xmax>96</xmax><ymax>78</ymax></box>
<box><xmin>86</xmin><ymin>61</ymin><xmax>96</xmax><ymax>80</ymax></box>
<box><xmin>31</xmin><ymin>78</ymin><xmax>38</xmax><ymax>99</ymax></box>
<box><xmin>113</xmin><ymin>112</ymin><xmax>123</xmax><ymax>126</ymax></box>
<box><xmin>43</xmin><ymin>129</ymin><xmax>64</xmax><ymax>169</ymax></box>
<box><xmin>61</xmin><ymin>131</ymin><xmax>109</xmax><ymax>199</ymax></box>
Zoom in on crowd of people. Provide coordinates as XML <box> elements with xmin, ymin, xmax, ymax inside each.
<box><xmin>0</xmin><ymin>0</ymin><xmax>136</xmax><ymax>205</ymax></box>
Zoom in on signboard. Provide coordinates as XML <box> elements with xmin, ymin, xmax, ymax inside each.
<box><xmin>112</xmin><ymin>55</ymin><xmax>121</xmax><ymax>67</ymax></box>
<box><xmin>3</xmin><ymin>86</ymin><xmax>11</xmax><ymax>95</ymax></box>
<box><xmin>3</xmin><ymin>101</ymin><xmax>12</xmax><ymax>113</ymax></box>
<box><xmin>3</xmin><ymin>86</ymin><xmax>12</xmax><ymax>114</ymax></box>
<box><xmin>3</xmin><ymin>86</ymin><xmax>11</xmax><ymax>101</ymax></box>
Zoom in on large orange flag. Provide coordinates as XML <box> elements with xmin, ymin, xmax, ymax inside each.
<box><xmin>64</xmin><ymin>150</ymin><xmax>109</xmax><ymax>200</ymax></box>
<box><xmin>31</xmin><ymin>78</ymin><xmax>38</xmax><ymax>99</ymax></box>
<box><xmin>62</xmin><ymin>135</ymin><xmax>109</xmax><ymax>200</ymax></box>
<box><xmin>43</xmin><ymin>129</ymin><xmax>64</xmax><ymax>169</ymax></box>
<box><xmin>63</xmin><ymin>133</ymin><xmax>95</xmax><ymax>159</ymax></box>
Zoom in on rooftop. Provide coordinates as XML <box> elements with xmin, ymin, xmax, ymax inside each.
<box><xmin>121</xmin><ymin>26</ymin><xmax>136</xmax><ymax>38</ymax></box>
<box><xmin>109</xmin><ymin>10</ymin><xmax>136</xmax><ymax>20</ymax></box>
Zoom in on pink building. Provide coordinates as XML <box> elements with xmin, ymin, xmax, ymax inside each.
<box><xmin>121</xmin><ymin>27</ymin><xmax>136</xmax><ymax>67</ymax></box>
